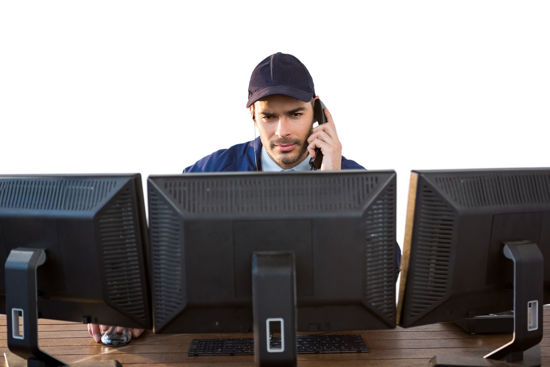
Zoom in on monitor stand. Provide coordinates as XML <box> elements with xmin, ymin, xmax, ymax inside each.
<box><xmin>430</xmin><ymin>241</ymin><xmax>543</xmax><ymax>367</ymax></box>
<box><xmin>252</xmin><ymin>251</ymin><xmax>297</xmax><ymax>367</ymax></box>
<box><xmin>4</xmin><ymin>248</ymin><xmax>122</xmax><ymax>367</ymax></box>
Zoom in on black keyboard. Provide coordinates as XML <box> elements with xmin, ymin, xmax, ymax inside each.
<box><xmin>188</xmin><ymin>334</ymin><xmax>368</xmax><ymax>356</ymax></box>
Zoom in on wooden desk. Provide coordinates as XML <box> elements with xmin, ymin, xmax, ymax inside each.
<box><xmin>1</xmin><ymin>308</ymin><xmax>549</xmax><ymax>367</ymax></box>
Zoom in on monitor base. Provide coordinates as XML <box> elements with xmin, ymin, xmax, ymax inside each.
<box><xmin>5</xmin><ymin>353</ymin><xmax>122</xmax><ymax>367</ymax></box>
<box><xmin>430</xmin><ymin>344</ymin><xmax>540</xmax><ymax>367</ymax></box>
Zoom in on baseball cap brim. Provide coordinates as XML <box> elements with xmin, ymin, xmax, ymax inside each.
<box><xmin>246</xmin><ymin>85</ymin><xmax>314</xmax><ymax>108</ymax></box>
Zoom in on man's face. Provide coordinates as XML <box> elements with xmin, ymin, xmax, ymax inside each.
<box><xmin>253</xmin><ymin>94</ymin><xmax>314</xmax><ymax>170</ymax></box>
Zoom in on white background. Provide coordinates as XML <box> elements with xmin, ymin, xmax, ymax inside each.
<box><xmin>1</xmin><ymin>1</ymin><xmax>549</xmax><ymax>245</ymax></box>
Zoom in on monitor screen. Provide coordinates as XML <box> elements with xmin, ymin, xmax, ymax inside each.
<box><xmin>0</xmin><ymin>174</ymin><xmax>152</xmax><ymax>329</ymax></box>
<box><xmin>147</xmin><ymin>170</ymin><xmax>398</xmax><ymax>335</ymax></box>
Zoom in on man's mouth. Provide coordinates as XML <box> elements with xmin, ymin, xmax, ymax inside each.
<box><xmin>272</xmin><ymin>139</ymin><xmax>300</xmax><ymax>153</ymax></box>
<box><xmin>276</xmin><ymin>144</ymin><xmax>296</xmax><ymax>152</ymax></box>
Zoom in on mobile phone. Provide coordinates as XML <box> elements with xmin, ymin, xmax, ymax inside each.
<box><xmin>309</xmin><ymin>99</ymin><xmax>327</xmax><ymax>170</ymax></box>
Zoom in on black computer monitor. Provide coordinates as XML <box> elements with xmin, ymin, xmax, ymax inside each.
<box><xmin>0</xmin><ymin>174</ymin><xmax>152</xmax><ymax>366</ymax></box>
<box><xmin>397</xmin><ymin>168</ymin><xmax>550</xmax><ymax>366</ymax></box>
<box><xmin>147</xmin><ymin>170</ymin><xmax>398</xmax><ymax>365</ymax></box>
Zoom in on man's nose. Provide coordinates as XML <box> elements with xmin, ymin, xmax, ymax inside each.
<box><xmin>275</xmin><ymin>116</ymin><xmax>290</xmax><ymax>137</ymax></box>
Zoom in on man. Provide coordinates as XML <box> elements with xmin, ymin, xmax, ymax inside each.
<box><xmin>184</xmin><ymin>52</ymin><xmax>364</xmax><ymax>172</ymax></box>
<box><xmin>88</xmin><ymin>52</ymin><xmax>368</xmax><ymax>344</ymax></box>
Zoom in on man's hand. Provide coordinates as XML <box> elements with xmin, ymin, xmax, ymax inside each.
<box><xmin>307</xmin><ymin>106</ymin><xmax>342</xmax><ymax>171</ymax></box>
<box><xmin>87</xmin><ymin>323</ymin><xmax>144</xmax><ymax>343</ymax></box>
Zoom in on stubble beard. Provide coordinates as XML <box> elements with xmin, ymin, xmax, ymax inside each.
<box><xmin>267</xmin><ymin>124</ymin><xmax>313</xmax><ymax>169</ymax></box>
<box><xmin>270</xmin><ymin>137</ymin><xmax>309</xmax><ymax>168</ymax></box>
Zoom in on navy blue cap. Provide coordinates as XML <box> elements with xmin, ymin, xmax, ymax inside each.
<box><xmin>246</xmin><ymin>52</ymin><xmax>316</xmax><ymax>108</ymax></box>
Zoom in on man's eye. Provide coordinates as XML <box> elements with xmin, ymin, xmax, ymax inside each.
<box><xmin>292</xmin><ymin>113</ymin><xmax>303</xmax><ymax>117</ymax></box>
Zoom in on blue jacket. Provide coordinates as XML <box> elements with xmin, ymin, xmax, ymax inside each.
<box><xmin>184</xmin><ymin>137</ymin><xmax>364</xmax><ymax>172</ymax></box>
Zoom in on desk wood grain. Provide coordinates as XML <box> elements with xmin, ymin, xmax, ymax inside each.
<box><xmin>1</xmin><ymin>308</ymin><xmax>550</xmax><ymax>366</ymax></box>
